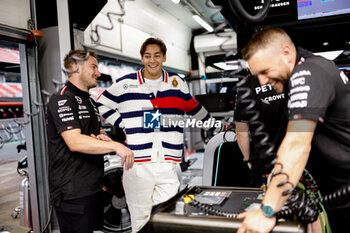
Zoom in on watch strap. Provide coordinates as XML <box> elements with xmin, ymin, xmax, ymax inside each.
<box><xmin>261</xmin><ymin>204</ymin><xmax>276</xmax><ymax>217</ymax></box>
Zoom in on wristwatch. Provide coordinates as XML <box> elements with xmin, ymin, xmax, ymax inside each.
<box><xmin>261</xmin><ymin>204</ymin><xmax>276</xmax><ymax>218</ymax></box>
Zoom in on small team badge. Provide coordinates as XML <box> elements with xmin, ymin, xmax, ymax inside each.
<box><xmin>172</xmin><ymin>78</ymin><xmax>178</xmax><ymax>87</ymax></box>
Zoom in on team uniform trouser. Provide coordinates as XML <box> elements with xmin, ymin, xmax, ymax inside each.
<box><xmin>123</xmin><ymin>161</ymin><xmax>180</xmax><ymax>233</ymax></box>
<box><xmin>55</xmin><ymin>192</ymin><xmax>103</xmax><ymax>233</ymax></box>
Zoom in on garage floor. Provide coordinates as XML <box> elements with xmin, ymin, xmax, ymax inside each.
<box><xmin>0</xmin><ymin>142</ymin><xmax>25</xmax><ymax>233</ymax></box>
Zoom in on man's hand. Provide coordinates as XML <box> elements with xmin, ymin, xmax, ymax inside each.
<box><xmin>91</xmin><ymin>133</ymin><xmax>133</xmax><ymax>169</ymax></box>
<box><xmin>237</xmin><ymin>209</ymin><xmax>276</xmax><ymax>233</ymax></box>
<box><xmin>114</xmin><ymin>142</ymin><xmax>134</xmax><ymax>170</ymax></box>
<box><xmin>91</xmin><ymin>133</ymin><xmax>112</xmax><ymax>142</ymax></box>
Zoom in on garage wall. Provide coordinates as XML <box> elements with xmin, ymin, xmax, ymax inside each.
<box><xmin>84</xmin><ymin>0</ymin><xmax>192</xmax><ymax>72</ymax></box>
<box><xmin>0</xmin><ymin>0</ymin><xmax>31</xmax><ymax>29</ymax></box>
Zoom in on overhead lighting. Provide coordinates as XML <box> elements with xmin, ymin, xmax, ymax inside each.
<box><xmin>314</xmin><ymin>50</ymin><xmax>343</xmax><ymax>60</ymax></box>
<box><xmin>192</xmin><ymin>15</ymin><xmax>213</xmax><ymax>32</ymax></box>
<box><xmin>171</xmin><ymin>0</ymin><xmax>180</xmax><ymax>4</ymax></box>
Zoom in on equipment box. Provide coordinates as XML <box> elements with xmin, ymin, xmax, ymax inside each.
<box><xmin>148</xmin><ymin>186</ymin><xmax>306</xmax><ymax>233</ymax></box>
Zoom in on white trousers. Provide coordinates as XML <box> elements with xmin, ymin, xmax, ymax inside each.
<box><xmin>123</xmin><ymin>162</ymin><xmax>180</xmax><ymax>233</ymax></box>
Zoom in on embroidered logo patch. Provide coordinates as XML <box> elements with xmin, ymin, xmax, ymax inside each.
<box><xmin>172</xmin><ymin>78</ymin><xmax>178</xmax><ymax>87</ymax></box>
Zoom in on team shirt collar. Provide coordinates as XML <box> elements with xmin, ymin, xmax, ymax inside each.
<box><xmin>296</xmin><ymin>47</ymin><xmax>313</xmax><ymax>66</ymax></box>
<box><xmin>61</xmin><ymin>81</ymin><xmax>90</xmax><ymax>99</ymax></box>
<box><xmin>137</xmin><ymin>68</ymin><xmax>169</xmax><ymax>85</ymax></box>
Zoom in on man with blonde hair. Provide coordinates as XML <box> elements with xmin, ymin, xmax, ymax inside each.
<box><xmin>47</xmin><ymin>49</ymin><xmax>134</xmax><ymax>233</ymax></box>
<box><xmin>237</xmin><ymin>28</ymin><xmax>350</xmax><ymax>233</ymax></box>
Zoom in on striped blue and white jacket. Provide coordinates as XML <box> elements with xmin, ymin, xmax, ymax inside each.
<box><xmin>96</xmin><ymin>69</ymin><xmax>222</xmax><ymax>164</ymax></box>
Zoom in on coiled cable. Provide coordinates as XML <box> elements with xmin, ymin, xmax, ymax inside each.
<box><xmin>205</xmin><ymin>1</ymin><xmax>350</xmax><ymax>229</ymax></box>
<box><xmin>188</xmin><ymin>199</ymin><xmax>238</xmax><ymax>218</ymax></box>
<box><xmin>205</xmin><ymin>0</ymin><xmax>295</xmax><ymax>218</ymax></box>
<box><xmin>275</xmin><ymin>169</ymin><xmax>321</xmax><ymax>223</ymax></box>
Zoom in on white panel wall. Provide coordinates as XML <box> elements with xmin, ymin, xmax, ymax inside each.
<box><xmin>84</xmin><ymin>0</ymin><xmax>192</xmax><ymax>72</ymax></box>
<box><xmin>0</xmin><ymin>0</ymin><xmax>31</xmax><ymax>29</ymax></box>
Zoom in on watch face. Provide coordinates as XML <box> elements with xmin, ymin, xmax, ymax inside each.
<box><xmin>262</xmin><ymin>205</ymin><xmax>275</xmax><ymax>217</ymax></box>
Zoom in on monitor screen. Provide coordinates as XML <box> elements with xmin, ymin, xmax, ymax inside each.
<box><xmin>298</xmin><ymin>0</ymin><xmax>350</xmax><ymax>20</ymax></box>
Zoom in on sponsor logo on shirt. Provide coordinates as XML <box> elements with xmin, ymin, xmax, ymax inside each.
<box><xmin>129</xmin><ymin>84</ymin><xmax>139</xmax><ymax>88</ymax></box>
<box><xmin>255</xmin><ymin>84</ymin><xmax>273</xmax><ymax>94</ymax></box>
<box><xmin>290</xmin><ymin>70</ymin><xmax>311</xmax><ymax>81</ymax></box>
<box><xmin>289</xmin><ymin>85</ymin><xmax>310</xmax><ymax>94</ymax></box>
<box><xmin>288</xmin><ymin>100</ymin><xmax>307</xmax><ymax>108</ymax></box>
<box><xmin>58</xmin><ymin>99</ymin><xmax>67</xmax><ymax>106</ymax></box>
<box><xmin>78</xmin><ymin>106</ymin><xmax>91</xmax><ymax>120</ymax></box>
<box><xmin>62</xmin><ymin>116</ymin><xmax>74</xmax><ymax>122</ymax></box>
<box><xmin>291</xmin><ymin>77</ymin><xmax>305</xmax><ymax>87</ymax></box>
<box><xmin>261</xmin><ymin>98</ymin><xmax>270</xmax><ymax>105</ymax></box>
<box><xmin>59</xmin><ymin>113</ymin><xmax>73</xmax><ymax>118</ymax></box>
<box><xmin>289</xmin><ymin>70</ymin><xmax>311</xmax><ymax>109</ymax></box>
<box><xmin>79</xmin><ymin>115</ymin><xmax>91</xmax><ymax>119</ymax></box>
<box><xmin>58</xmin><ymin>106</ymin><xmax>72</xmax><ymax>113</ymax></box>
<box><xmin>260</xmin><ymin>93</ymin><xmax>285</xmax><ymax>105</ymax></box>
<box><xmin>75</xmin><ymin>96</ymin><xmax>82</xmax><ymax>104</ymax></box>
<box><xmin>123</xmin><ymin>84</ymin><xmax>138</xmax><ymax>89</ymax></box>
<box><xmin>290</xmin><ymin>92</ymin><xmax>308</xmax><ymax>102</ymax></box>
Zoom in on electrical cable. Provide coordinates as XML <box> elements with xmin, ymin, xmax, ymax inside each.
<box><xmin>203</xmin><ymin>0</ymin><xmax>287</xmax><ymax>201</ymax></box>
<box><xmin>188</xmin><ymin>199</ymin><xmax>238</xmax><ymax>218</ymax></box>
<box><xmin>41</xmin><ymin>205</ymin><xmax>53</xmax><ymax>233</ymax></box>
<box><xmin>302</xmin><ymin>169</ymin><xmax>331</xmax><ymax>231</ymax></box>
<box><xmin>209</xmin><ymin>2</ymin><xmax>336</xmax><ymax>225</ymax></box>
<box><xmin>190</xmin><ymin>2</ymin><xmax>350</xmax><ymax>231</ymax></box>
<box><xmin>206</xmin><ymin>0</ymin><xmax>328</xmax><ymax>226</ymax></box>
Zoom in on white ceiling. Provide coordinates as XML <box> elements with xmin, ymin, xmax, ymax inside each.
<box><xmin>149</xmin><ymin>0</ymin><xmax>226</xmax><ymax>30</ymax></box>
